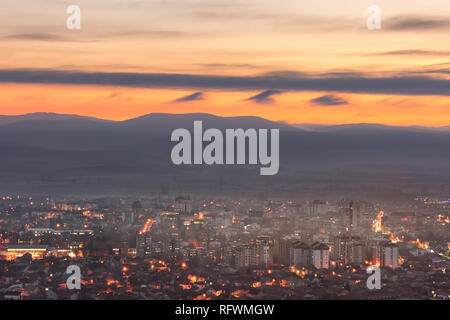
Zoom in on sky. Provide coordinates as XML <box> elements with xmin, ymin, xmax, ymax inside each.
<box><xmin>1</xmin><ymin>0</ymin><xmax>450</xmax><ymax>125</ymax></box>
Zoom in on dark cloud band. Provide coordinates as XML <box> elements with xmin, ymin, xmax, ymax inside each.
<box><xmin>245</xmin><ymin>90</ymin><xmax>282</xmax><ymax>104</ymax></box>
<box><xmin>310</xmin><ymin>94</ymin><xmax>348</xmax><ymax>106</ymax></box>
<box><xmin>2</xmin><ymin>69</ymin><xmax>450</xmax><ymax>96</ymax></box>
<box><xmin>174</xmin><ymin>92</ymin><xmax>204</xmax><ymax>103</ymax></box>
<box><xmin>384</xmin><ymin>16</ymin><xmax>450</xmax><ymax>31</ymax></box>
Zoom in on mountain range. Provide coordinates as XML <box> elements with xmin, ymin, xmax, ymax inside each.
<box><xmin>0</xmin><ymin>112</ymin><xmax>449</xmax><ymax>196</ymax></box>
<box><xmin>1</xmin><ymin>112</ymin><xmax>450</xmax><ymax>133</ymax></box>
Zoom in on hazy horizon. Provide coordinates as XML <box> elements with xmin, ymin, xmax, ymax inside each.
<box><xmin>1</xmin><ymin>111</ymin><xmax>450</xmax><ymax>128</ymax></box>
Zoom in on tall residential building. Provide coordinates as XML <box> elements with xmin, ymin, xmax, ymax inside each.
<box><xmin>351</xmin><ymin>242</ymin><xmax>366</xmax><ymax>264</ymax></box>
<box><xmin>273</xmin><ymin>235</ymin><xmax>303</xmax><ymax>265</ymax></box>
<box><xmin>378</xmin><ymin>242</ymin><xmax>399</xmax><ymax>269</ymax></box>
<box><xmin>309</xmin><ymin>200</ymin><xmax>329</xmax><ymax>216</ymax></box>
<box><xmin>290</xmin><ymin>241</ymin><xmax>310</xmax><ymax>267</ymax></box>
<box><xmin>235</xmin><ymin>245</ymin><xmax>258</xmax><ymax>268</ymax></box>
<box><xmin>259</xmin><ymin>243</ymin><xmax>272</xmax><ymax>267</ymax></box>
<box><xmin>311</xmin><ymin>242</ymin><xmax>329</xmax><ymax>269</ymax></box>
<box><xmin>333</xmin><ymin>234</ymin><xmax>365</xmax><ymax>264</ymax></box>
<box><xmin>235</xmin><ymin>242</ymin><xmax>273</xmax><ymax>268</ymax></box>
<box><xmin>174</xmin><ymin>196</ymin><xmax>193</xmax><ymax>214</ymax></box>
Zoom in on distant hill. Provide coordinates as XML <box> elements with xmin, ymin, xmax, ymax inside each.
<box><xmin>291</xmin><ymin>123</ymin><xmax>450</xmax><ymax>134</ymax></box>
<box><xmin>0</xmin><ymin>112</ymin><xmax>450</xmax><ymax>195</ymax></box>
<box><xmin>0</xmin><ymin>112</ymin><xmax>113</xmax><ymax>126</ymax></box>
<box><xmin>0</xmin><ymin>113</ymin><xmax>299</xmax><ymax>150</ymax></box>
<box><xmin>119</xmin><ymin>113</ymin><xmax>299</xmax><ymax>132</ymax></box>
<box><xmin>1</xmin><ymin>112</ymin><xmax>447</xmax><ymax>133</ymax></box>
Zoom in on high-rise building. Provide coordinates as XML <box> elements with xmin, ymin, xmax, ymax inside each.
<box><xmin>258</xmin><ymin>243</ymin><xmax>272</xmax><ymax>267</ymax></box>
<box><xmin>311</xmin><ymin>242</ymin><xmax>329</xmax><ymax>269</ymax></box>
<box><xmin>174</xmin><ymin>196</ymin><xmax>193</xmax><ymax>214</ymax></box>
<box><xmin>290</xmin><ymin>241</ymin><xmax>310</xmax><ymax>267</ymax></box>
<box><xmin>309</xmin><ymin>200</ymin><xmax>329</xmax><ymax>216</ymax></box>
<box><xmin>131</xmin><ymin>200</ymin><xmax>143</xmax><ymax>225</ymax></box>
<box><xmin>136</xmin><ymin>233</ymin><xmax>152</xmax><ymax>258</ymax></box>
<box><xmin>235</xmin><ymin>242</ymin><xmax>273</xmax><ymax>268</ymax></box>
<box><xmin>274</xmin><ymin>236</ymin><xmax>300</xmax><ymax>265</ymax></box>
<box><xmin>351</xmin><ymin>242</ymin><xmax>365</xmax><ymax>264</ymax></box>
<box><xmin>333</xmin><ymin>234</ymin><xmax>364</xmax><ymax>264</ymax></box>
<box><xmin>235</xmin><ymin>245</ymin><xmax>258</xmax><ymax>268</ymax></box>
<box><xmin>367</xmin><ymin>236</ymin><xmax>399</xmax><ymax>269</ymax></box>
<box><xmin>378</xmin><ymin>242</ymin><xmax>399</xmax><ymax>269</ymax></box>
<box><xmin>119</xmin><ymin>240</ymin><xmax>129</xmax><ymax>257</ymax></box>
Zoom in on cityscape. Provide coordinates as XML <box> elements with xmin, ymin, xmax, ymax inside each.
<box><xmin>0</xmin><ymin>192</ymin><xmax>448</xmax><ymax>300</ymax></box>
<box><xmin>1</xmin><ymin>0</ymin><xmax>450</xmax><ymax>304</ymax></box>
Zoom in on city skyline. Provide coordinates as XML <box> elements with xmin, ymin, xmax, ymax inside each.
<box><xmin>1</xmin><ymin>0</ymin><xmax>449</xmax><ymax>304</ymax></box>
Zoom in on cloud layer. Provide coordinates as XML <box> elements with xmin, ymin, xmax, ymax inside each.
<box><xmin>310</xmin><ymin>94</ymin><xmax>348</xmax><ymax>106</ymax></box>
<box><xmin>384</xmin><ymin>16</ymin><xmax>450</xmax><ymax>31</ymax></box>
<box><xmin>2</xmin><ymin>69</ymin><xmax>450</xmax><ymax>96</ymax></box>
<box><xmin>245</xmin><ymin>90</ymin><xmax>283</xmax><ymax>104</ymax></box>
<box><xmin>174</xmin><ymin>92</ymin><xmax>204</xmax><ymax>103</ymax></box>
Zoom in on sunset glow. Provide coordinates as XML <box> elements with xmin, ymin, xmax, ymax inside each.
<box><xmin>2</xmin><ymin>0</ymin><xmax>450</xmax><ymax>125</ymax></box>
